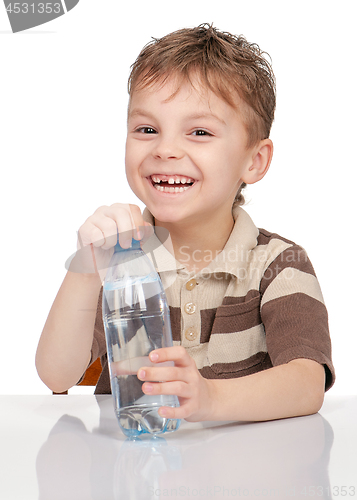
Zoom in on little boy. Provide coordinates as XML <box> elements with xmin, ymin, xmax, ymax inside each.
<box><xmin>36</xmin><ymin>24</ymin><xmax>334</xmax><ymax>423</ymax></box>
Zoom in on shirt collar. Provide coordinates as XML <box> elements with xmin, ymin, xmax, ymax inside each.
<box><xmin>201</xmin><ymin>203</ymin><xmax>259</xmax><ymax>278</ymax></box>
<box><xmin>141</xmin><ymin>204</ymin><xmax>259</xmax><ymax>278</ymax></box>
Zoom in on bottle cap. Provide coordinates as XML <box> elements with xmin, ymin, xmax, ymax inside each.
<box><xmin>114</xmin><ymin>238</ymin><xmax>141</xmax><ymax>253</ymax></box>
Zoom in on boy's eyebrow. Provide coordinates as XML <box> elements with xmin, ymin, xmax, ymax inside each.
<box><xmin>128</xmin><ymin>108</ymin><xmax>226</xmax><ymax>126</ymax></box>
<box><xmin>128</xmin><ymin>108</ymin><xmax>156</xmax><ymax>120</ymax></box>
<box><xmin>186</xmin><ymin>112</ymin><xmax>226</xmax><ymax>126</ymax></box>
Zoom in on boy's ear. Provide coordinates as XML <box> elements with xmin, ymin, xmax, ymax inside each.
<box><xmin>242</xmin><ymin>139</ymin><xmax>273</xmax><ymax>185</ymax></box>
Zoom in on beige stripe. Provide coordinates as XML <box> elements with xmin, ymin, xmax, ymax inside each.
<box><xmin>153</xmin><ymin>340</ymin><xmax>207</xmax><ymax>367</ymax></box>
<box><xmin>173</xmin><ymin>342</ymin><xmax>224</xmax><ymax>371</ymax></box>
<box><xmin>261</xmin><ymin>267</ymin><xmax>325</xmax><ymax>308</ymax></box>
<box><xmin>194</xmin><ymin>277</ymin><xmax>235</xmax><ymax>310</ymax></box>
<box><xmin>175</xmin><ymin>341</ymin><xmax>215</xmax><ymax>371</ymax></box>
<box><xmin>206</xmin><ymin>324</ymin><xmax>267</xmax><ymax>365</ymax></box>
<box><xmin>253</xmin><ymin>239</ymin><xmax>293</xmax><ymax>274</ymax></box>
<box><xmin>179</xmin><ymin>342</ymin><xmax>209</xmax><ymax>370</ymax></box>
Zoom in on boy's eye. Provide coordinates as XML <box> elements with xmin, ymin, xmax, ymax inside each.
<box><xmin>191</xmin><ymin>129</ymin><xmax>212</xmax><ymax>136</ymax></box>
<box><xmin>136</xmin><ymin>127</ymin><xmax>157</xmax><ymax>134</ymax></box>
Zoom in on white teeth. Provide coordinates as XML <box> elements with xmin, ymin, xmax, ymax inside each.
<box><xmin>151</xmin><ymin>175</ymin><xmax>195</xmax><ymax>185</ymax></box>
<box><xmin>150</xmin><ymin>174</ymin><xmax>196</xmax><ymax>195</ymax></box>
<box><xmin>153</xmin><ymin>184</ymin><xmax>190</xmax><ymax>193</ymax></box>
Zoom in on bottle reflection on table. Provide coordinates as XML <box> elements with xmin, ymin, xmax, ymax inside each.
<box><xmin>36</xmin><ymin>397</ymin><xmax>334</xmax><ymax>500</ymax></box>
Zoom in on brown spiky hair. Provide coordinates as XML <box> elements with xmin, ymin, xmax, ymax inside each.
<box><xmin>128</xmin><ymin>24</ymin><xmax>276</xmax><ymax>205</ymax></box>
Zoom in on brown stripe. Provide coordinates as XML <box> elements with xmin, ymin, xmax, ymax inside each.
<box><xmin>262</xmin><ymin>293</ymin><xmax>330</xmax><ymax>354</ymax></box>
<box><xmin>261</xmin><ymin>292</ymin><xmax>335</xmax><ymax>390</ymax></box>
<box><xmin>259</xmin><ymin>245</ymin><xmax>315</xmax><ymax>296</ymax></box>
<box><xmin>93</xmin><ymin>287</ymin><xmax>106</xmax><ymax>360</ymax></box>
<box><xmin>200</xmin><ymin>290</ymin><xmax>262</xmax><ymax>343</ymax></box>
<box><xmin>200</xmin><ymin>308</ymin><xmax>217</xmax><ymax>343</ymax></box>
<box><xmin>94</xmin><ymin>356</ymin><xmax>110</xmax><ymax>395</ymax></box>
<box><xmin>200</xmin><ymin>352</ymin><xmax>272</xmax><ymax>379</ymax></box>
<box><xmin>257</xmin><ymin>228</ymin><xmax>296</xmax><ymax>246</ymax></box>
<box><xmin>222</xmin><ymin>289</ymin><xmax>260</xmax><ymax>306</ymax></box>
<box><xmin>211</xmin><ymin>293</ymin><xmax>261</xmax><ymax>334</ymax></box>
<box><xmin>169</xmin><ymin>306</ymin><xmax>181</xmax><ymax>342</ymax></box>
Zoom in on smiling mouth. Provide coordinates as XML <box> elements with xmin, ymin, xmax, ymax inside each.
<box><xmin>149</xmin><ymin>174</ymin><xmax>196</xmax><ymax>193</ymax></box>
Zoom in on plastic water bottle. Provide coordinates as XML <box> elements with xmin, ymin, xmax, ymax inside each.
<box><xmin>102</xmin><ymin>238</ymin><xmax>181</xmax><ymax>437</ymax></box>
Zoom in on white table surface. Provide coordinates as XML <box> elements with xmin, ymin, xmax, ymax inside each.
<box><xmin>0</xmin><ymin>394</ymin><xmax>356</xmax><ymax>500</ymax></box>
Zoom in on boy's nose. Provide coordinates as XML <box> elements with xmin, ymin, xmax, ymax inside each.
<box><xmin>152</xmin><ymin>137</ymin><xmax>184</xmax><ymax>161</ymax></box>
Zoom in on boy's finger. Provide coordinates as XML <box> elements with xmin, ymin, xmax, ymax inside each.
<box><xmin>158</xmin><ymin>404</ymin><xmax>191</xmax><ymax>421</ymax></box>
<box><xmin>116</xmin><ymin>208</ymin><xmax>136</xmax><ymax>248</ymax></box>
<box><xmin>97</xmin><ymin>217</ymin><xmax>117</xmax><ymax>250</ymax></box>
<box><xmin>142</xmin><ymin>380</ymin><xmax>189</xmax><ymax>398</ymax></box>
<box><xmin>138</xmin><ymin>365</ymin><xmax>187</xmax><ymax>384</ymax></box>
<box><xmin>128</xmin><ymin>204</ymin><xmax>147</xmax><ymax>239</ymax></box>
<box><xmin>108</xmin><ymin>203</ymin><xmax>145</xmax><ymax>246</ymax></box>
<box><xmin>149</xmin><ymin>346</ymin><xmax>191</xmax><ymax>366</ymax></box>
<box><xmin>79</xmin><ymin>223</ymin><xmax>105</xmax><ymax>249</ymax></box>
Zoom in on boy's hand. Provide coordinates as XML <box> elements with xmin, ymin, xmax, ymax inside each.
<box><xmin>67</xmin><ymin>203</ymin><xmax>151</xmax><ymax>280</ymax></box>
<box><xmin>138</xmin><ymin>346</ymin><xmax>216</xmax><ymax>422</ymax></box>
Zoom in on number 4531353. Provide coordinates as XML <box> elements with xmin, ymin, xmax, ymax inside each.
<box><xmin>6</xmin><ymin>3</ymin><xmax>62</xmax><ymax>14</ymax></box>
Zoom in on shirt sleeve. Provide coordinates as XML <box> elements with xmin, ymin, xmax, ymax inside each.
<box><xmin>91</xmin><ymin>287</ymin><xmax>107</xmax><ymax>362</ymax></box>
<box><xmin>76</xmin><ymin>287</ymin><xmax>106</xmax><ymax>385</ymax></box>
<box><xmin>259</xmin><ymin>244</ymin><xmax>335</xmax><ymax>391</ymax></box>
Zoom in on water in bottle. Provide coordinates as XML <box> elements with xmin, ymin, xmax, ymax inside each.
<box><xmin>102</xmin><ymin>238</ymin><xmax>181</xmax><ymax>437</ymax></box>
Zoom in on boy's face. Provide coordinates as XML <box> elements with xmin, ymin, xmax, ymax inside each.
<box><xmin>125</xmin><ymin>77</ymin><xmax>257</xmax><ymax>228</ymax></box>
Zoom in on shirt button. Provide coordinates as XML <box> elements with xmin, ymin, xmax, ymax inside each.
<box><xmin>186</xmin><ymin>278</ymin><xmax>197</xmax><ymax>291</ymax></box>
<box><xmin>185</xmin><ymin>328</ymin><xmax>197</xmax><ymax>341</ymax></box>
<box><xmin>184</xmin><ymin>302</ymin><xmax>196</xmax><ymax>315</ymax></box>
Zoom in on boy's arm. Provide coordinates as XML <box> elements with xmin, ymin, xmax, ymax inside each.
<box><xmin>138</xmin><ymin>346</ymin><xmax>326</xmax><ymax>422</ymax></box>
<box><xmin>208</xmin><ymin>358</ymin><xmax>325</xmax><ymax>421</ymax></box>
<box><xmin>35</xmin><ymin>271</ymin><xmax>102</xmax><ymax>393</ymax></box>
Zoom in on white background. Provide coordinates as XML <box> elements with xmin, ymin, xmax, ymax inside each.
<box><xmin>0</xmin><ymin>0</ymin><xmax>356</xmax><ymax>395</ymax></box>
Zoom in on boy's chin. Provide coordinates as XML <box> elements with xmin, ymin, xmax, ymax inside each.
<box><xmin>150</xmin><ymin>209</ymin><xmax>188</xmax><ymax>226</ymax></box>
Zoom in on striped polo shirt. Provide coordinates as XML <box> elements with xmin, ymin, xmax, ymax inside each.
<box><xmin>90</xmin><ymin>204</ymin><xmax>335</xmax><ymax>394</ymax></box>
